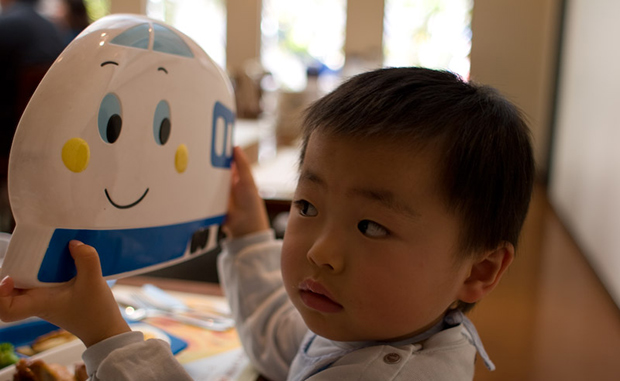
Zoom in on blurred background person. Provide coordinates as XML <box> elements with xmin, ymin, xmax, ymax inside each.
<box><xmin>54</xmin><ymin>0</ymin><xmax>90</xmax><ymax>44</ymax></box>
<box><xmin>0</xmin><ymin>0</ymin><xmax>65</xmax><ymax>232</ymax></box>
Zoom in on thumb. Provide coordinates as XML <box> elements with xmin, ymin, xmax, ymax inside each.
<box><xmin>232</xmin><ymin>146</ymin><xmax>258</xmax><ymax>189</ymax></box>
<box><xmin>0</xmin><ymin>276</ymin><xmax>15</xmax><ymax>297</ymax></box>
<box><xmin>68</xmin><ymin>240</ymin><xmax>103</xmax><ymax>279</ymax></box>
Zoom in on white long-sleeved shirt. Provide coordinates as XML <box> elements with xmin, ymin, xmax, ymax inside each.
<box><xmin>82</xmin><ymin>230</ymin><xmax>492</xmax><ymax>380</ymax></box>
<box><xmin>217</xmin><ymin>230</ymin><xmax>492</xmax><ymax>380</ymax></box>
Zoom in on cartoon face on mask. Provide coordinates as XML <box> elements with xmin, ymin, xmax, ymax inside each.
<box><xmin>1</xmin><ymin>15</ymin><xmax>235</xmax><ymax>288</ymax></box>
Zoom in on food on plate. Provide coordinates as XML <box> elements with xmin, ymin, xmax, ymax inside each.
<box><xmin>16</xmin><ymin>330</ymin><xmax>77</xmax><ymax>356</ymax></box>
<box><xmin>13</xmin><ymin>358</ymin><xmax>87</xmax><ymax>381</ymax></box>
<box><xmin>0</xmin><ymin>342</ymin><xmax>19</xmax><ymax>369</ymax></box>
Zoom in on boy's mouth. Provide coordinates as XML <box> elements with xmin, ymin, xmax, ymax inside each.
<box><xmin>299</xmin><ymin>279</ymin><xmax>343</xmax><ymax>313</ymax></box>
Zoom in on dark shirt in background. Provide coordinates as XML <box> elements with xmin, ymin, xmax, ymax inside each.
<box><xmin>0</xmin><ymin>0</ymin><xmax>65</xmax><ymax>232</ymax></box>
<box><xmin>0</xmin><ymin>1</ymin><xmax>65</xmax><ymax>160</ymax></box>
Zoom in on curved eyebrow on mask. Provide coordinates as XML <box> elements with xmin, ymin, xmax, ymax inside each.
<box><xmin>157</xmin><ymin>67</ymin><xmax>168</xmax><ymax>74</ymax></box>
<box><xmin>101</xmin><ymin>61</ymin><xmax>119</xmax><ymax>67</ymax></box>
<box><xmin>299</xmin><ymin>169</ymin><xmax>420</xmax><ymax>220</ymax></box>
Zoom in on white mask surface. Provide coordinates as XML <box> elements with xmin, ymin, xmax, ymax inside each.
<box><xmin>1</xmin><ymin>14</ymin><xmax>235</xmax><ymax>288</ymax></box>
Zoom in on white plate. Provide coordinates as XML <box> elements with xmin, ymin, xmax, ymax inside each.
<box><xmin>0</xmin><ymin>323</ymin><xmax>171</xmax><ymax>380</ymax></box>
<box><xmin>0</xmin><ymin>339</ymin><xmax>85</xmax><ymax>381</ymax></box>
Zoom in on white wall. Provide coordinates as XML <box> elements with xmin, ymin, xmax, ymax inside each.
<box><xmin>470</xmin><ymin>0</ymin><xmax>562</xmax><ymax>176</ymax></box>
<box><xmin>109</xmin><ymin>0</ymin><xmax>146</xmax><ymax>14</ymax></box>
<box><xmin>550</xmin><ymin>0</ymin><xmax>620</xmax><ymax>307</ymax></box>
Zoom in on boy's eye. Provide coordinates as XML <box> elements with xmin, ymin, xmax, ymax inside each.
<box><xmin>294</xmin><ymin>200</ymin><xmax>318</xmax><ymax>217</ymax></box>
<box><xmin>358</xmin><ymin>220</ymin><xmax>388</xmax><ymax>238</ymax></box>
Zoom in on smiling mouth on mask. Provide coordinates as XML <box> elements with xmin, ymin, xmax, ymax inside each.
<box><xmin>104</xmin><ymin>188</ymin><xmax>149</xmax><ymax>209</ymax></box>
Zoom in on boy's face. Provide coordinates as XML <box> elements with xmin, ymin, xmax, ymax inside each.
<box><xmin>281</xmin><ymin>131</ymin><xmax>477</xmax><ymax>342</ymax></box>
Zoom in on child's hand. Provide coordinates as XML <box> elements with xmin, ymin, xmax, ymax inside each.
<box><xmin>224</xmin><ymin>146</ymin><xmax>271</xmax><ymax>238</ymax></box>
<box><xmin>0</xmin><ymin>241</ymin><xmax>130</xmax><ymax>347</ymax></box>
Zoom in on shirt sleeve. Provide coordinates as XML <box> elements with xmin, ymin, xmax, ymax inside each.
<box><xmin>218</xmin><ymin>230</ymin><xmax>308</xmax><ymax>381</ymax></box>
<box><xmin>82</xmin><ymin>331</ymin><xmax>192</xmax><ymax>381</ymax></box>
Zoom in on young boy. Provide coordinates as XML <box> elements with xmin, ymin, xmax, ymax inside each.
<box><xmin>0</xmin><ymin>67</ymin><xmax>534</xmax><ymax>380</ymax></box>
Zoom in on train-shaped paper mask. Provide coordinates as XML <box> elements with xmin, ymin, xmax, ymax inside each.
<box><xmin>0</xmin><ymin>14</ymin><xmax>235</xmax><ymax>288</ymax></box>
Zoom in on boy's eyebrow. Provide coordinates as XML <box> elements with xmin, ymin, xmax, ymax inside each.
<box><xmin>299</xmin><ymin>170</ymin><xmax>325</xmax><ymax>186</ymax></box>
<box><xmin>299</xmin><ymin>169</ymin><xmax>420</xmax><ymax>220</ymax></box>
<box><xmin>348</xmin><ymin>187</ymin><xmax>420</xmax><ymax>220</ymax></box>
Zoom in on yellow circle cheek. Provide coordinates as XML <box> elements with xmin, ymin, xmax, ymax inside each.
<box><xmin>61</xmin><ymin>138</ymin><xmax>90</xmax><ymax>173</ymax></box>
<box><xmin>175</xmin><ymin>144</ymin><xmax>188</xmax><ymax>173</ymax></box>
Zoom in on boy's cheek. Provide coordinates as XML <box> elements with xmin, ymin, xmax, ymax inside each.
<box><xmin>280</xmin><ymin>250</ymin><xmax>298</xmax><ymax>303</ymax></box>
<box><xmin>280</xmin><ymin>237</ymin><xmax>308</xmax><ymax>283</ymax></box>
<box><xmin>281</xmin><ymin>220</ymin><xmax>309</xmax><ymax>259</ymax></box>
<box><xmin>280</xmin><ymin>241</ymin><xmax>298</xmax><ymax>277</ymax></box>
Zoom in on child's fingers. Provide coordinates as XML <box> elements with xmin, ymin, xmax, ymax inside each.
<box><xmin>68</xmin><ymin>240</ymin><xmax>103</xmax><ymax>280</ymax></box>
<box><xmin>0</xmin><ymin>276</ymin><xmax>14</xmax><ymax>297</ymax></box>
<box><xmin>232</xmin><ymin>146</ymin><xmax>249</xmax><ymax>172</ymax></box>
<box><xmin>0</xmin><ymin>287</ymin><xmax>43</xmax><ymax>323</ymax></box>
<box><xmin>224</xmin><ymin>146</ymin><xmax>270</xmax><ymax>238</ymax></box>
<box><xmin>232</xmin><ymin>146</ymin><xmax>257</xmax><ymax>188</ymax></box>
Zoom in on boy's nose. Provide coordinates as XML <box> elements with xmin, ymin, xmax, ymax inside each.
<box><xmin>306</xmin><ymin>232</ymin><xmax>345</xmax><ymax>273</ymax></box>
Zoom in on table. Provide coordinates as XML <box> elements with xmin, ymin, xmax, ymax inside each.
<box><xmin>116</xmin><ymin>276</ymin><xmax>270</xmax><ymax>381</ymax></box>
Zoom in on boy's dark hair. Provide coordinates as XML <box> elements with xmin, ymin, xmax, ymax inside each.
<box><xmin>300</xmin><ymin>67</ymin><xmax>535</xmax><ymax>312</ymax></box>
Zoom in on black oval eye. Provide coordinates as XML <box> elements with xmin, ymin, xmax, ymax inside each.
<box><xmin>107</xmin><ymin>114</ymin><xmax>122</xmax><ymax>143</ymax></box>
<box><xmin>154</xmin><ymin>100</ymin><xmax>171</xmax><ymax>145</ymax></box>
<box><xmin>98</xmin><ymin>93</ymin><xmax>122</xmax><ymax>144</ymax></box>
<box><xmin>159</xmin><ymin>117</ymin><xmax>171</xmax><ymax>145</ymax></box>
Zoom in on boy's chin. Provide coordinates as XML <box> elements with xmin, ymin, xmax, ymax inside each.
<box><xmin>307</xmin><ymin>327</ymin><xmax>361</xmax><ymax>342</ymax></box>
<box><xmin>302</xmin><ymin>313</ymin><xmax>437</xmax><ymax>343</ymax></box>
<box><xmin>294</xmin><ymin>299</ymin><xmax>418</xmax><ymax>342</ymax></box>
<box><xmin>301</xmin><ymin>316</ymin><xmax>379</xmax><ymax>343</ymax></box>
<box><xmin>298</xmin><ymin>313</ymin><xmax>354</xmax><ymax>342</ymax></box>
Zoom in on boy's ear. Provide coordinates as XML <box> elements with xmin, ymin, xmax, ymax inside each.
<box><xmin>457</xmin><ymin>242</ymin><xmax>514</xmax><ymax>304</ymax></box>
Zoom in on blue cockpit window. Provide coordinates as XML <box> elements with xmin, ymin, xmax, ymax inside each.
<box><xmin>110</xmin><ymin>23</ymin><xmax>150</xmax><ymax>49</ymax></box>
<box><xmin>152</xmin><ymin>24</ymin><xmax>194</xmax><ymax>58</ymax></box>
